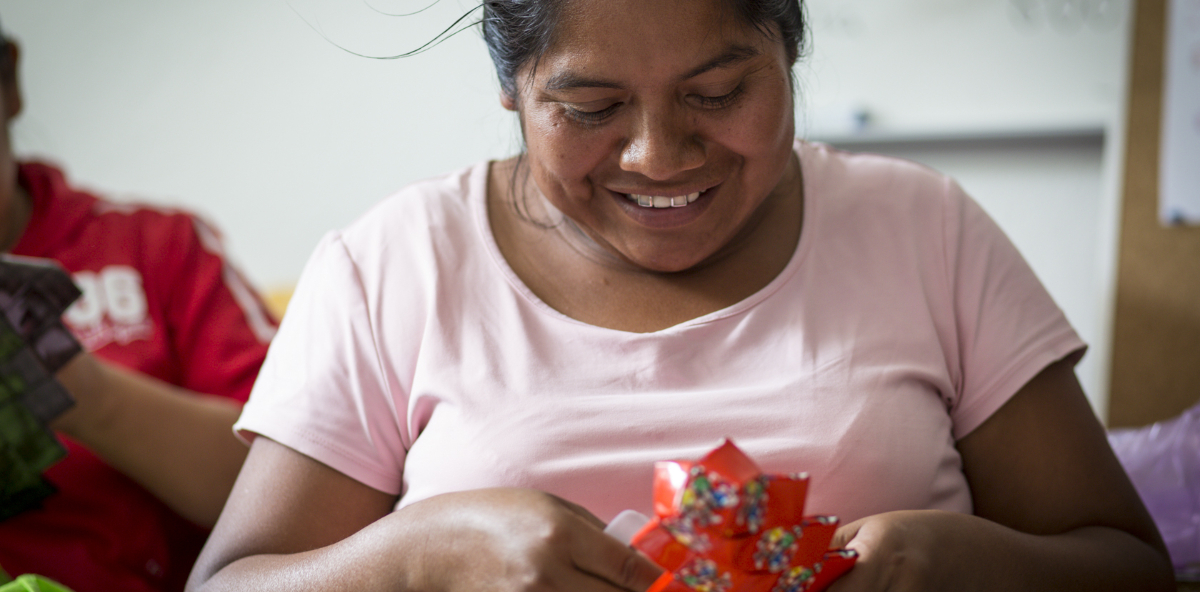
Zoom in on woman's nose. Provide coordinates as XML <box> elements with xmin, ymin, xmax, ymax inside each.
<box><xmin>618</xmin><ymin>107</ymin><xmax>705</xmax><ymax>181</ymax></box>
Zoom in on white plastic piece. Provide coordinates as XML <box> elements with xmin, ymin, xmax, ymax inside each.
<box><xmin>604</xmin><ymin>509</ymin><xmax>651</xmax><ymax>545</ymax></box>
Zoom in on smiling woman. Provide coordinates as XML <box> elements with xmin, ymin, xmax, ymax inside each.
<box><xmin>490</xmin><ymin>0</ymin><xmax>803</xmax><ymax>329</ymax></box>
<box><xmin>185</xmin><ymin>0</ymin><xmax>1175</xmax><ymax>591</ymax></box>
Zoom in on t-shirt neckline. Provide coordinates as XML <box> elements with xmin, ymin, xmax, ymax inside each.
<box><xmin>474</xmin><ymin>139</ymin><xmax>818</xmax><ymax>336</ymax></box>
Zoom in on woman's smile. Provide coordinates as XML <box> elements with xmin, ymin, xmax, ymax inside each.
<box><xmin>622</xmin><ymin>191</ymin><xmax>702</xmax><ymax>209</ymax></box>
<box><xmin>607</xmin><ymin>185</ymin><xmax>717</xmax><ymax>230</ymax></box>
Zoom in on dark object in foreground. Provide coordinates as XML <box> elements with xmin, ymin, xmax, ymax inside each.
<box><xmin>0</xmin><ymin>255</ymin><xmax>81</xmax><ymax>521</ymax></box>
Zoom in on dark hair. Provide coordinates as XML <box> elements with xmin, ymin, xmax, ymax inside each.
<box><xmin>480</xmin><ymin>0</ymin><xmax>807</xmax><ymax>104</ymax></box>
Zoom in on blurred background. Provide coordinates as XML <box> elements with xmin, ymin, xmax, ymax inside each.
<box><xmin>0</xmin><ymin>0</ymin><xmax>1145</xmax><ymax>421</ymax></box>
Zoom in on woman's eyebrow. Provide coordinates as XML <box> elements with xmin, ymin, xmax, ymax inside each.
<box><xmin>679</xmin><ymin>44</ymin><xmax>760</xmax><ymax>81</ymax></box>
<box><xmin>544</xmin><ymin>74</ymin><xmax>624</xmax><ymax>91</ymax></box>
<box><xmin>543</xmin><ymin>44</ymin><xmax>762</xmax><ymax>91</ymax></box>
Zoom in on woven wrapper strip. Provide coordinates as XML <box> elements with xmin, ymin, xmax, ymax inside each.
<box><xmin>0</xmin><ymin>255</ymin><xmax>82</xmax><ymax>521</ymax></box>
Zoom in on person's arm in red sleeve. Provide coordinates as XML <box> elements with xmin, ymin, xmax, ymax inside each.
<box><xmin>53</xmin><ymin>214</ymin><xmax>276</xmax><ymax>528</ymax></box>
<box><xmin>51</xmin><ymin>355</ymin><xmax>250</xmax><ymax>527</ymax></box>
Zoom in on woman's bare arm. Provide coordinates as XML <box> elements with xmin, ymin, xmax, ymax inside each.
<box><xmin>187</xmin><ymin>436</ymin><xmax>663</xmax><ymax>592</ymax></box>
<box><xmin>828</xmin><ymin>357</ymin><xmax>1174</xmax><ymax>591</ymax></box>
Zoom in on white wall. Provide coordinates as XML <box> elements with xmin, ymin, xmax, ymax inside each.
<box><xmin>2</xmin><ymin>0</ymin><xmax>519</xmax><ymax>288</ymax></box>
<box><xmin>1</xmin><ymin>1</ymin><xmax>1131</xmax><ymax>416</ymax></box>
<box><xmin>800</xmin><ymin>0</ymin><xmax>1129</xmax><ymax>135</ymax></box>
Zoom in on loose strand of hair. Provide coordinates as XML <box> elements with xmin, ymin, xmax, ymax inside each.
<box><xmin>360</xmin><ymin>0</ymin><xmax>443</xmax><ymax>17</ymax></box>
<box><xmin>286</xmin><ymin>0</ymin><xmax>483</xmax><ymax>59</ymax></box>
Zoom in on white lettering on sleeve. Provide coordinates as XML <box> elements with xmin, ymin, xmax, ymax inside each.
<box><xmin>192</xmin><ymin>217</ymin><xmax>277</xmax><ymax>344</ymax></box>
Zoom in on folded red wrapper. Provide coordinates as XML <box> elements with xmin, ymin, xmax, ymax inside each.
<box><xmin>631</xmin><ymin>440</ymin><xmax>857</xmax><ymax>592</ymax></box>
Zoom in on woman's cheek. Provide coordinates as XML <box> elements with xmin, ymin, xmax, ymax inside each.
<box><xmin>548</xmin><ymin>127</ymin><xmax>616</xmax><ymax>180</ymax></box>
<box><xmin>720</xmin><ymin>76</ymin><xmax>793</xmax><ymax>152</ymax></box>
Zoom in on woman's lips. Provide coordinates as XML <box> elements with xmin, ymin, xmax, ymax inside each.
<box><xmin>609</xmin><ymin>186</ymin><xmax>716</xmax><ymax>229</ymax></box>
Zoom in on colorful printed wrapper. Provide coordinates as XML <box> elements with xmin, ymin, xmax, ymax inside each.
<box><xmin>632</xmin><ymin>440</ymin><xmax>857</xmax><ymax>592</ymax></box>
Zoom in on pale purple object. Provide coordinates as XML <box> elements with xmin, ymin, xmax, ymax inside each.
<box><xmin>1108</xmin><ymin>401</ymin><xmax>1200</xmax><ymax>570</ymax></box>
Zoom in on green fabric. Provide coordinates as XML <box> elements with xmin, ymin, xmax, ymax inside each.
<box><xmin>0</xmin><ymin>574</ymin><xmax>74</xmax><ymax>592</ymax></box>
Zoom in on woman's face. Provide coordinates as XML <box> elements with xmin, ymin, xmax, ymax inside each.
<box><xmin>512</xmin><ymin>0</ymin><xmax>798</xmax><ymax>273</ymax></box>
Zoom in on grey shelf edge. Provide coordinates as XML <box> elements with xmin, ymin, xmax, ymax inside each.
<box><xmin>809</xmin><ymin>125</ymin><xmax>1107</xmax><ymax>150</ymax></box>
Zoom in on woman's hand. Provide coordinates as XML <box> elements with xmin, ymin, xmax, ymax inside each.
<box><xmin>824</xmin><ymin>509</ymin><xmax>987</xmax><ymax>592</ymax></box>
<box><xmin>399</xmin><ymin>488</ymin><xmax>664</xmax><ymax>592</ymax></box>
<box><xmin>189</xmin><ymin>437</ymin><xmax>663</xmax><ymax>592</ymax></box>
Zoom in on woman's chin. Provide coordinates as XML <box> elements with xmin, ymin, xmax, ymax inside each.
<box><xmin>617</xmin><ymin>247</ymin><xmax>716</xmax><ymax>274</ymax></box>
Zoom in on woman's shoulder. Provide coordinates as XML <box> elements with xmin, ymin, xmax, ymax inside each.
<box><xmin>336</xmin><ymin>160</ymin><xmax>491</xmax><ymax>256</ymax></box>
<box><xmin>799</xmin><ymin>140</ymin><xmax>954</xmax><ymax>200</ymax></box>
<box><xmin>798</xmin><ymin>140</ymin><xmax>969</xmax><ymax>229</ymax></box>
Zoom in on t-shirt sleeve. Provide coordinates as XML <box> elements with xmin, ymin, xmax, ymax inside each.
<box><xmin>943</xmin><ymin>179</ymin><xmax>1086</xmax><ymax>440</ymax></box>
<box><xmin>234</xmin><ymin>232</ymin><xmax>407</xmax><ymax>495</ymax></box>
<box><xmin>162</xmin><ymin>215</ymin><xmax>277</xmax><ymax>403</ymax></box>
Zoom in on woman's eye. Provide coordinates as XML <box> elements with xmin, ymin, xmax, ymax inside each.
<box><xmin>564</xmin><ymin>103</ymin><xmax>621</xmax><ymax>125</ymax></box>
<box><xmin>693</xmin><ymin>85</ymin><xmax>744</xmax><ymax>109</ymax></box>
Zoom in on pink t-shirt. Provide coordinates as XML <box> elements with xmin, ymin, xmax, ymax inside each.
<box><xmin>235</xmin><ymin>140</ymin><xmax>1084</xmax><ymax>523</ymax></box>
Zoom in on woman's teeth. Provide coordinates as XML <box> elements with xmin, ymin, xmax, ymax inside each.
<box><xmin>626</xmin><ymin>192</ymin><xmax>702</xmax><ymax>208</ymax></box>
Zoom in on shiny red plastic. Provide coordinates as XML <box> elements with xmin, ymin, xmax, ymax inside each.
<box><xmin>632</xmin><ymin>440</ymin><xmax>857</xmax><ymax>592</ymax></box>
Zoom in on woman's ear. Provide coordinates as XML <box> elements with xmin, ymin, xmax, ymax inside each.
<box><xmin>500</xmin><ymin>91</ymin><xmax>516</xmax><ymax>111</ymax></box>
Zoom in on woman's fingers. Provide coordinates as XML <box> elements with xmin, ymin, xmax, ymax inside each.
<box><xmin>577</xmin><ymin>538</ymin><xmax>664</xmax><ymax>592</ymax></box>
<box><xmin>547</xmin><ymin>494</ymin><xmax>663</xmax><ymax>591</ymax></box>
<box><xmin>563</xmin><ymin>507</ymin><xmax>664</xmax><ymax>592</ymax></box>
<box><xmin>425</xmin><ymin>488</ymin><xmax>664</xmax><ymax>592</ymax></box>
<box><xmin>825</xmin><ymin>510</ymin><xmax>981</xmax><ymax>592</ymax></box>
<box><xmin>825</xmin><ymin>518</ymin><xmax>877</xmax><ymax>592</ymax></box>
<box><xmin>829</xmin><ymin>518</ymin><xmax>865</xmax><ymax>551</ymax></box>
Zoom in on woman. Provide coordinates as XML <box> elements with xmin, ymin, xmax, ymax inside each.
<box><xmin>187</xmin><ymin>0</ymin><xmax>1175</xmax><ymax>590</ymax></box>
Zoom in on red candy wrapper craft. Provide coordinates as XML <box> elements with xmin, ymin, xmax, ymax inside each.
<box><xmin>630</xmin><ymin>440</ymin><xmax>858</xmax><ymax>592</ymax></box>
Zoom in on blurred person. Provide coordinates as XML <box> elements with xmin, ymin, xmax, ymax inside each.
<box><xmin>0</xmin><ymin>19</ymin><xmax>277</xmax><ymax>592</ymax></box>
